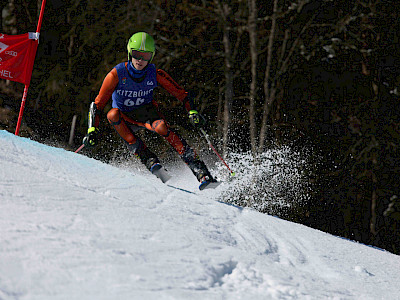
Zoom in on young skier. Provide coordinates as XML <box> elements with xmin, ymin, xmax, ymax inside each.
<box><xmin>82</xmin><ymin>32</ymin><xmax>217</xmax><ymax>189</ymax></box>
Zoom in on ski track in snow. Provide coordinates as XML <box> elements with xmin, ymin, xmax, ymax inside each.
<box><xmin>0</xmin><ymin>130</ymin><xmax>399</xmax><ymax>300</ymax></box>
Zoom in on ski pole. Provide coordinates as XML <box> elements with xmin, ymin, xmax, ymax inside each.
<box><xmin>199</xmin><ymin>128</ymin><xmax>235</xmax><ymax>176</ymax></box>
<box><xmin>74</xmin><ymin>144</ymin><xmax>85</xmax><ymax>153</ymax></box>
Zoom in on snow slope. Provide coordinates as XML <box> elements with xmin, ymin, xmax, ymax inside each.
<box><xmin>0</xmin><ymin>130</ymin><xmax>399</xmax><ymax>300</ymax></box>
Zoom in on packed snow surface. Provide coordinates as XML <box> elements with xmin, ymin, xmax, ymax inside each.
<box><xmin>0</xmin><ymin>130</ymin><xmax>399</xmax><ymax>300</ymax></box>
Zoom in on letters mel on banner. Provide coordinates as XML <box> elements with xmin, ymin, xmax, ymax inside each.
<box><xmin>0</xmin><ymin>32</ymin><xmax>39</xmax><ymax>86</ymax></box>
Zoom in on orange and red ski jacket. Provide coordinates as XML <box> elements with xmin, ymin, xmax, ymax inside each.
<box><xmin>92</xmin><ymin>62</ymin><xmax>193</xmax><ymax>127</ymax></box>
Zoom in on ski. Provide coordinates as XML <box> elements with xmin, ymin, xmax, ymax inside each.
<box><xmin>151</xmin><ymin>163</ymin><xmax>221</xmax><ymax>191</ymax></box>
<box><xmin>199</xmin><ymin>180</ymin><xmax>222</xmax><ymax>191</ymax></box>
<box><xmin>167</xmin><ymin>184</ymin><xmax>197</xmax><ymax>194</ymax></box>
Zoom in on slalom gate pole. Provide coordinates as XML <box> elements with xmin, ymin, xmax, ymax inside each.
<box><xmin>15</xmin><ymin>85</ymin><xmax>29</xmax><ymax>136</ymax></box>
<box><xmin>74</xmin><ymin>144</ymin><xmax>85</xmax><ymax>153</ymax></box>
<box><xmin>199</xmin><ymin>128</ymin><xmax>235</xmax><ymax>176</ymax></box>
<box><xmin>15</xmin><ymin>0</ymin><xmax>47</xmax><ymax>136</ymax></box>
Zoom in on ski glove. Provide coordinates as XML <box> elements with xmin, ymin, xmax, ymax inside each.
<box><xmin>188</xmin><ymin>110</ymin><xmax>206</xmax><ymax>128</ymax></box>
<box><xmin>83</xmin><ymin>127</ymin><xmax>99</xmax><ymax>148</ymax></box>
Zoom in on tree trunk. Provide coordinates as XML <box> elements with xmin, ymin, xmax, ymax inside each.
<box><xmin>258</xmin><ymin>0</ymin><xmax>278</xmax><ymax>154</ymax></box>
<box><xmin>248</xmin><ymin>0</ymin><xmax>257</xmax><ymax>157</ymax></box>
<box><xmin>2</xmin><ymin>0</ymin><xmax>17</xmax><ymax>34</ymax></box>
<box><xmin>222</xmin><ymin>23</ymin><xmax>233</xmax><ymax>158</ymax></box>
<box><xmin>370</xmin><ymin>151</ymin><xmax>378</xmax><ymax>239</ymax></box>
<box><xmin>216</xmin><ymin>1</ymin><xmax>234</xmax><ymax>157</ymax></box>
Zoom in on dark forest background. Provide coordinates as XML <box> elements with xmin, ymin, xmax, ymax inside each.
<box><xmin>1</xmin><ymin>0</ymin><xmax>400</xmax><ymax>254</ymax></box>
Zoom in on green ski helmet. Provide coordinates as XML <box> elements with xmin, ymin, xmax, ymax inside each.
<box><xmin>127</xmin><ymin>32</ymin><xmax>155</xmax><ymax>62</ymax></box>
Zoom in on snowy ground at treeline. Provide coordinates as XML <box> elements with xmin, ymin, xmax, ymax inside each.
<box><xmin>0</xmin><ymin>129</ymin><xmax>399</xmax><ymax>300</ymax></box>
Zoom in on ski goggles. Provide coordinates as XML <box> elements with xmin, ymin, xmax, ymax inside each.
<box><xmin>131</xmin><ymin>50</ymin><xmax>153</xmax><ymax>61</ymax></box>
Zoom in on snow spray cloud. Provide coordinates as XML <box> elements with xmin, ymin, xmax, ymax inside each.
<box><xmin>217</xmin><ymin>145</ymin><xmax>313</xmax><ymax>217</ymax></box>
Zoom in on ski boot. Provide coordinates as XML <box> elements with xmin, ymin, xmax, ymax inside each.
<box><xmin>198</xmin><ymin>171</ymin><xmax>220</xmax><ymax>191</ymax></box>
<box><xmin>134</xmin><ymin>145</ymin><xmax>171</xmax><ymax>183</ymax></box>
<box><xmin>181</xmin><ymin>149</ymin><xmax>219</xmax><ymax>190</ymax></box>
